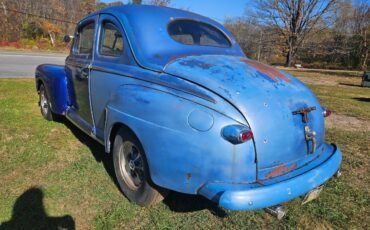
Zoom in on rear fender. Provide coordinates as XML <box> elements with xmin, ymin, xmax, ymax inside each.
<box><xmin>35</xmin><ymin>64</ymin><xmax>68</xmax><ymax>115</ymax></box>
<box><xmin>104</xmin><ymin>84</ymin><xmax>256</xmax><ymax>194</ymax></box>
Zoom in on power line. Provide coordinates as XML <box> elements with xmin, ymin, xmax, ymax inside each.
<box><xmin>2</xmin><ymin>6</ymin><xmax>228</xmax><ymax>24</ymax></box>
<box><xmin>2</xmin><ymin>8</ymin><xmax>78</xmax><ymax>24</ymax></box>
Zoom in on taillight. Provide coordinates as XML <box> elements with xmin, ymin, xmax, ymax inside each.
<box><xmin>222</xmin><ymin>125</ymin><xmax>253</xmax><ymax>144</ymax></box>
<box><xmin>322</xmin><ymin>107</ymin><xmax>332</xmax><ymax>117</ymax></box>
<box><xmin>240</xmin><ymin>130</ymin><xmax>253</xmax><ymax>142</ymax></box>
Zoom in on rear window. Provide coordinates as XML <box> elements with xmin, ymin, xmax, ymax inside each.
<box><xmin>168</xmin><ymin>19</ymin><xmax>231</xmax><ymax>48</ymax></box>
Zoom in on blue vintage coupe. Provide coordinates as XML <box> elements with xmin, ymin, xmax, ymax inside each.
<box><xmin>35</xmin><ymin>5</ymin><xmax>342</xmax><ymax>217</ymax></box>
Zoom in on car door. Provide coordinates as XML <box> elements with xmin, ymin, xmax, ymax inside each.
<box><xmin>65</xmin><ymin>16</ymin><xmax>97</xmax><ymax>128</ymax></box>
<box><xmin>89</xmin><ymin>14</ymin><xmax>134</xmax><ymax>139</ymax></box>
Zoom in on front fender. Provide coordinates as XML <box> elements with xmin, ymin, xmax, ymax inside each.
<box><xmin>104</xmin><ymin>84</ymin><xmax>257</xmax><ymax>194</ymax></box>
<box><xmin>35</xmin><ymin>64</ymin><xmax>68</xmax><ymax>115</ymax></box>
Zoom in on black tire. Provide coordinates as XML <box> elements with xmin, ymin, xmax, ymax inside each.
<box><xmin>113</xmin><ymin>127</ymin><xmax>167</xmax><ymax>206</ymax></box>
<box><xmin>39</xmin><ymin>84</ymin><xmax>54</xmax><ymax>121</ymax></box>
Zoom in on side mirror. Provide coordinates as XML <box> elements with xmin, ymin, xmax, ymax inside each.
<box><xmin>63</xmin><ymin>35</ymin><xmax>73</xmax><ymax>43</ymax></box>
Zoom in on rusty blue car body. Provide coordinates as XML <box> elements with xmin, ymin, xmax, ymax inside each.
<box><xmin>35</xmin><ymin>5</ymin><xmax>341</xmax><ymax>211</ymax></box>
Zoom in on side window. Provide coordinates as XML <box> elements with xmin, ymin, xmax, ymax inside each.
<box><xmin>100</xmin><ymin>22</ymin><xmax>124</xmax><ymax>57</ymax></box>
<box><xmin>74</xmin><ymin>22</ymin><xmax>95</xmax><ymax>56</ymax></box>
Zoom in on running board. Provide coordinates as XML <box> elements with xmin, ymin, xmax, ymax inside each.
<box><xmin>65</xmin><ymin>107</ymin><xmax>104</xmax><ymax>145</ymax></box>
<box><xmin>66</xmin><ymin>108</ymin><xmax>93</xmax><ymax>134</ymax></box>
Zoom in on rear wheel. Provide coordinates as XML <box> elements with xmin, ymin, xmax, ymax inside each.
<box><xmin>113</xmin><ymin>127</ymin><xmax>167</xmax><ymax>206</ymax></box>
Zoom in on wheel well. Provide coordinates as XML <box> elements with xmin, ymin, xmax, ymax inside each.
<box><xmin>109</xmin><ymin>123</ymin><xmax>136</xmax><ymax>153</ymax></box>
<box><xmin>36</xmin><ymin>79</ymin><xmax>43</xmax><ymax>92</ymax></box>
<box><xmin>109</xmin><ymin>122</ymin><xmax>165</xmax><ymax>196</ymax></box>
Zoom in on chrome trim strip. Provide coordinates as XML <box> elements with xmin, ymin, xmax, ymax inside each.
<box><xmin>87</xmin><ymin>63</ymin><xmax>96</xmax><ymax>135</ymax></box>
<box><xmin>90</xmin><ymin>65</ymin><xmax>216</xmax><ymax>104</ymax></box>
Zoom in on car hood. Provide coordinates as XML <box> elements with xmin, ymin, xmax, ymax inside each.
<box><xmin>163</xmin><ymin>55</ymin><xmax>325</xmax><ymax>179</ymax></box>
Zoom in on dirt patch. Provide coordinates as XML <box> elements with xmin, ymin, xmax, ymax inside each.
<box><xmin>278</xmin><ymin>67</ymin><xmax>362</xmax><ymax>77</ymax></box>
<box><xmin>325</xmin><ymin>114</ymin><xmax>370</xmax><ymax>131</ymax></box>
<box><xmin>278</xmin><ymin>67</ymin><xmax>363</xmax><ymax>86</ymax></box>
<box><xmin>296</xmin><ymin>76</ymin><xmax>338</xmax><ymax>86</ymax></box>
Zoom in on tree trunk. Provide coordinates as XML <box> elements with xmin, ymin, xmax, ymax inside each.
<box><xmin>361</xmin><ymin>46</ymin><xmax>368</xmax><ymax>70</ymax></box>
<box><xmin>1</xmin><ymin>2</ymin><xmax>7</xmax><ymax>15</ymax></box>
<box><xmin>285</xmin><ymin>37</ymin><xmax>295</xmax><ymax>67</ymax></box>
<box><xmin>360</xmin><ymin>30</ymin><xmax>368</xmax><ymax>71</ymax></box>
<box><xmin>49</xmin><ymin>33</ymin><xmax>55</xmax><ymax>47</ymax></box>
<box><xmin>257</xmin><ymin>30</ymin><xmax>262</xmax><ymax>61</ymax></box>
<box><xmin>285</xmin><ymin>34</ymin><xmax>299</xmax><ymax>67</ymax></box>
<box><xmin>285</xmin><ymin>50</ymin><xmax>293</xmax><ymax>67</ymax></box>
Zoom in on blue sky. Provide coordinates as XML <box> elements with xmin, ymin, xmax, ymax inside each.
<box><xmin>100</xmin><ymin>0</ymin><xmax>250</xmax><ymax>22</ymax></box>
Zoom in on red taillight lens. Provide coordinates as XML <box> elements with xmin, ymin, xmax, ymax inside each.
<box><xmin>323</xmin><ymin>107</ymin><xmax>332</xmax><ymax>117</ymax></box>
<box><xmin>240</xmin><ymin>131</ymin><xmax>253</xmax><ymax>142</ymax></box>
<box><xmin>222</xmin><ymin>125</ymin><xmax>253</xmax><ymax>144</ymax></box>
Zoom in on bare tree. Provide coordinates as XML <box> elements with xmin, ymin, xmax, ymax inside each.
<box><xmin>254</xmin><ymin>0</ymin><xmax>336</xmax><ymax>66</ymax></box>
<box><xmin>148</xmin><ymin>0</ymin><xmax>171</xmax><ymax>6</ymax></box>
<box><xmin>225</xmin><ymin>16</ymin><xmax>285</xmax><ymax>63</ymax></box>
<box><xmin>352</xmin><ymin>0</ymin><xmax>369</xmax><ymax>70</ymax></box>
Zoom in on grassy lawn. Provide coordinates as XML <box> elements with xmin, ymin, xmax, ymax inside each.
<box><xmin>0</xmin><ymin>70</ymin><xmax>369</xmax><ymax>229</ymax></box>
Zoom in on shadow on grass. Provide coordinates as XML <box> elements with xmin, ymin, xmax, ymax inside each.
<box><xmin>339</xmin><ymin>83</ymin><xmax>363</xmax><ymax>87</ymax></box>
<box><xmin>353</xmin><ymin>97</ymin><xmax>370</xmax><ymax>102</ymax></box>
<box><xmin>0</xmin><ymin>188</ymin><xmax>75</xmax><ymax>230</ymax></box>
<box><xmin>163</xmin><ymin>192</ymin><xmax>227</xmax><ymax>218</ymax></box>
<box><xmin>56</xmin><ymin>118</ymin><xmax>120</xmax><ymax>189</ymax></box>
<box><xmin>57</xmin><ymin>118</ymin><xmax>226</xmax><ymax>217</ymax></box>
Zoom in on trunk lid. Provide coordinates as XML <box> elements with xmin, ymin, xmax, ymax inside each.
<box><xmin>164</xmin><ymin>55</ymin><xmax>325</xmax><ymax>180</ymax></box>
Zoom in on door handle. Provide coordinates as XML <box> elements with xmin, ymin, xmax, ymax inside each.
<box><xmin>77</xmin><ymin>67</ymin><xmax>89</xmax><ymax>80</ymax></box>
<box><xmin>81</xmin><ymin>67</ymin><xmax>89</xmax><ymax>78</ymax></box>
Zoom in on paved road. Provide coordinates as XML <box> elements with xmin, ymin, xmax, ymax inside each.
<box><xmin>0</xmin><ymin>51</ymin><xmax>67</xmax><ymax>78</ymax></box>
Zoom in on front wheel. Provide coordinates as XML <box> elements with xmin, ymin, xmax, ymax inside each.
<box><xmin>113</xmin><ymin>127</ymin><xmax>167</xmax><ymax>206</ymax></box>
<box><xmin>39</xmin><ymin>84</ymin><xmax>57</xmax><ymax>121</ymax></box>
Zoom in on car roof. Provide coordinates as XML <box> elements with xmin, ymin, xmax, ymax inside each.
<box><xmin>88</xmin><ymin>5</ymin><xmax>245</xmax><ymax>71</ymax></box>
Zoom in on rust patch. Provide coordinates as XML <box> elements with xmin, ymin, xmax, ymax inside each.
<box><xmin>241</xmin><ymin>58</ymin><xmax>291</xmax><ymax>83</ymax></box>
<box><xmin>165</xmin><ymin>54</ymin><xmax>202</xmax><ymax>67</ymax></box>
<box><xmin>266</xmin><ymin>163</ymin><xmax>297</xmax><ymax>179</ymax></box>
<box><xmin>180</xmin><ymin>59</ymin><xmax>215</xmax><ymax>69</ymax></box>
<box><xmin>185</xmin><ymin>173</ymin><xmax>192</xmax><ymax>192</ymax></box>
<box><xmin>154</xmin><ymin>53</ymin><xmax>162</xmax><ymax>59</ymax></box>
<box><xmin>186</xmin><ymin>173</ymin><xmax>192</xmax><ymax>180</ymax></box>
<box><xmin>199</xmin><ymin>62</ymin><xmax>214</xmax><ymax>69</ymax></box>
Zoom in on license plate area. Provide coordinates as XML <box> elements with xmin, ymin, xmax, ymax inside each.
<box><xmin>301</xmin><ymin>185</ymin><xmax>324</xmax><ymax>205</ymax></box>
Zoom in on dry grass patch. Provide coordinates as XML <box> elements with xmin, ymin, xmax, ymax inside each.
<box><xmin>325</xmin><ymin>114</ymin><xmax>370</xmax><ymax>131</ymax></box>
<box><xmin>280</xmin><ymin>67</ymin><xmax>363</xmax><ymax>87</ymax></box>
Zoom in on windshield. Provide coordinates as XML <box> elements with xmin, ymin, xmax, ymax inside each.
<box><xmin>168</xmin><ymin>20</ymin><xmax>231</xmax><ymax>48</ymax></box>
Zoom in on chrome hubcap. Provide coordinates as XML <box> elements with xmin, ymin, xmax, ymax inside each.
<box><xmin>40</xmin><ymin>91</ymin><xmax>48</xmax><ymax>115</ymax></box>
<box><xmin>119</xmin><ymin>142</ymin><xmax>144</xmax><ymax>190</ymax></box>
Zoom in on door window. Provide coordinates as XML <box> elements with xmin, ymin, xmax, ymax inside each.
<box><xmin>74</xmin><ymin>22</ymin><xmax>95</xmax><ymax>56</ymax></box>
<box><xmin>100</xmin><ymin>22</ymin><xmax>124</xmax><ymax>57</ymax></box>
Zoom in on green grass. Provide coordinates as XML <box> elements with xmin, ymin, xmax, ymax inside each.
<box><xmin>0</xmin><ymin>70</ymin><xmax>369</xmax><ymax>229</ymax></box>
